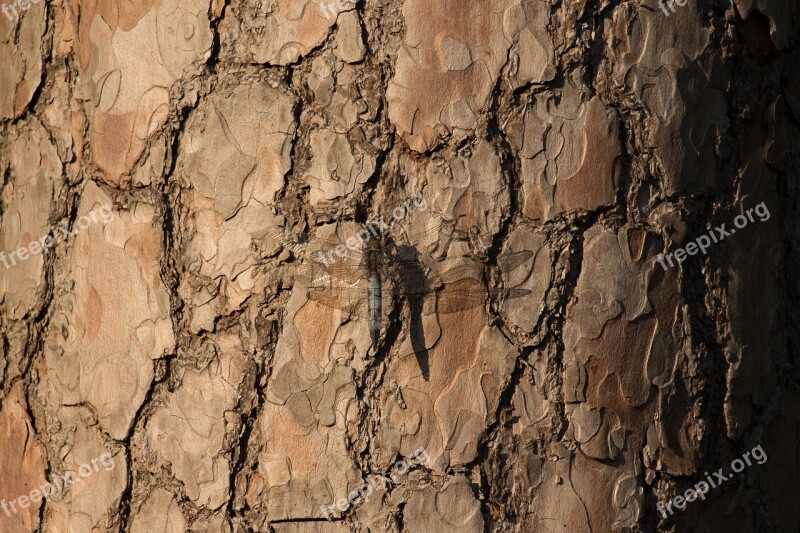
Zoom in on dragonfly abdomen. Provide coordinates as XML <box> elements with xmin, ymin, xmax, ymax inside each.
<box><xmin>367</xmin><ymin>270</ymin><xmax>381</xmax><ymax>346</ymax></box>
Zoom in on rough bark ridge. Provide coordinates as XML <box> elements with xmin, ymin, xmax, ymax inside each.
<box><xmin>0</xmin><ymin>0</ymin><xmax>798</xmax><ymax>531</ymax></box>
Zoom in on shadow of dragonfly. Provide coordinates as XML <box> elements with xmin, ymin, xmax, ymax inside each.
<box><xmin>290</xmin><ymin>222</ymin><xmax>532</xmax><ymax>380</ymax></box>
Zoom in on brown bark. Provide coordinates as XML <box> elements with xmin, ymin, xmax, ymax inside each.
<box><xmin>0</xmin><ymin>0</ymin><xmax>798</xmax><ymax>531</ymax></box>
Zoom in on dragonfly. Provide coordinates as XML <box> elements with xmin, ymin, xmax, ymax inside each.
<box><xmin>287</xmin><ymin>221</ymin><xmax>532</xmax><ymax>375</ymax></box>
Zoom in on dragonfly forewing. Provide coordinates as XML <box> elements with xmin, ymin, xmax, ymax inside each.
<box><xmin>304</xmin><ymin>221</ymin><xmax>451</xmax><ymax>272</ymax></box>
<box><xmin>291</xmin><ymin>247</ymin><xmax>534</xmax><ymax>316</ymax></box>
<box><xmin>422</xmin><ymin>283</ymin><xmax>532</xmax><ymax>315</ymax></box>
<box><xmin>417</xmin><ymin>249</ymin><xmax>534</xmax><ymax>314</ymax></box>
<box><xmin>290</xmin><ymin>261</ymin><xmax>370</xmax><ymax>314</ymax></box>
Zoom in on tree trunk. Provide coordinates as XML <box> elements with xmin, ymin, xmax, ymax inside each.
<box><xmin>0</xmin><ymin>0</ymin><xmax>797</xmax><ymax>531</ymax></box>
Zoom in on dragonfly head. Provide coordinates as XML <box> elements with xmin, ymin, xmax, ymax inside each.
<box><xmin>365</xmin><ymin>234</ymin><xmax>383</xmax><ymax>253</ymax></box>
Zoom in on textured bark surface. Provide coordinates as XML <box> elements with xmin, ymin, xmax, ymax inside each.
<box><xmin>0</xmin><ymin>0</ymin><xmax>798</xmax><ymax>531</ymax></box>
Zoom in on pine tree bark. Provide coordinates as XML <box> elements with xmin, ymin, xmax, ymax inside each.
<box><xmin>0</xmin><ymin>0</ymin><xmax>798</xmax><ymax>531</ymax></box>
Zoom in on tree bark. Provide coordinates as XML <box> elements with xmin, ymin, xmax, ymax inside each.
<box><xmin>0</xmin><ymin>0</ymin><xmax>798</xmax><ymax>531</ymax></box>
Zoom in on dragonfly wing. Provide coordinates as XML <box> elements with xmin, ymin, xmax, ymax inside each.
<box><xmin>308</xmin><ymin>220</ymin><xmax>451</xmax><ymax>264</ymax></box>
<box><xmin>433</xmin><ymin>250</ymin><xmax>534</xmax><ymax>285</ymax></box>
<box><xmin>305</xmin><ymin>285</ymin><xmax>370</xmax><ymax>314</ymax></box>
<box><xmin>419</xmin><ymin>278</ymin><xmax>485</xmax><ymax>315</ymax></box>
<box><xmin>291</xmin><ymin>261</ymin><xmax>365</xmax><ymax>287</ymax></box>
<box><xmin>431</xmin><ymin>261</ymin><xmax>483</xmax><ymax>285</ymax></box>
<box><xmin>306</xmin><ymin>237</ymin><xmax>366</xmax><ymax>266</ymax></box>
<box><xmin>422</xmin><ymin>278</ymin><xmax>532</xmax><ymax>315</ymax></box>
<box><xmin>498</xmin><ymin>250</ymin><xmax>535</xmax><ymax>275</ymax></box>
<box><xmin>290</xmin><ymin>261</ymin><xmax>371</xmax><ymax>314</ymax></box>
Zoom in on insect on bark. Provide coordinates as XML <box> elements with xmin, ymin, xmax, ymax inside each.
<box><xmin>293</xmin><ymin>221</ymin><xmax>533</xmax><ymax>361</ymax></box>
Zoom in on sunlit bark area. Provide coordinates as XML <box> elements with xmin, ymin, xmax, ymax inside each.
<box><xmin>0</xmin><ymin>0</ymin><xmax>798</xmax><ymax>531</ymax></box>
